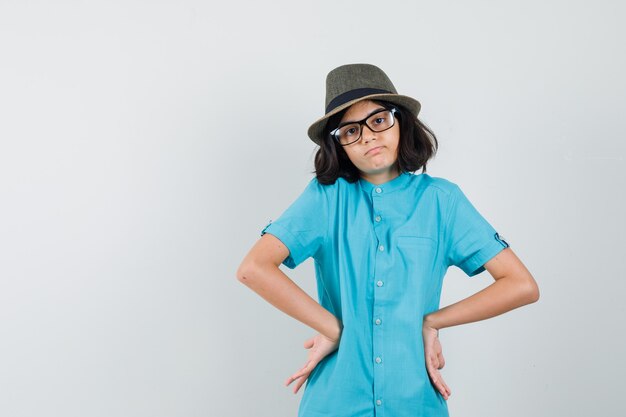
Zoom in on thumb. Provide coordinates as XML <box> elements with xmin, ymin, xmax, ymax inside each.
<box><xmin>304</xmin><ymin>337</ymin><xmax>315</xmax><ymax>348</ymax></box>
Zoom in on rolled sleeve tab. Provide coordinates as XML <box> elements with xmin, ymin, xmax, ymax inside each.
<box><xmin>495</xmin><ymin>232</ymin><xmax>510</xmax><ymax>248</ymax></box>
<box><xmin>260</xmin><ymin>219</ymin><xmax>273</xmax><ymax>236</ymax></box>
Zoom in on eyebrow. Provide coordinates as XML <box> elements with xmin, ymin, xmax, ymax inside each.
<box><xmin>338</xmin><ymin>107</ymin><xmax>386</xmax><ymax>127</ymax></box>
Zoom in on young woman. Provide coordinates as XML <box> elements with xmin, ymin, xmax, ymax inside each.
<box><xmin>236</xmin><ymin>63</ymin><xmax>539</xmax><ymax>417</ymax></box>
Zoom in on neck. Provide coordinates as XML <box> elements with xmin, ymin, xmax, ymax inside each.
<box><xmin>360</xmin><ymin>165</ymin><xmax>401</xmax><ymax>185</ymax></box>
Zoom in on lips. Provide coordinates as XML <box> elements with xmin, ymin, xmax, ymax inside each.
<box><xmin>365</xmin><ymin>146</ymin><xmax>384</xmax><ymax>155</ymax></box>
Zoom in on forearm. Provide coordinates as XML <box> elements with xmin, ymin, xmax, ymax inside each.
<box><xmin>424</xmin><ymin>275</ymin><xmax>537</xmax><ymax>331</ymax></box>
<box><xmin>238</xmin><ymin>263</ymin><xmax>343</xmax><ymax>341</ymax></box>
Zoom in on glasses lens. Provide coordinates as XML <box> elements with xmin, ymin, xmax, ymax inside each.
<box><xmin>366</xmin><ymin>109</ymin><xmax>394</xmax><ymax>132</ymax></box>
<box><xmin>336</xmin><ymin>123</ymin><xmax>361</xmax><ymax>145</ymax></box>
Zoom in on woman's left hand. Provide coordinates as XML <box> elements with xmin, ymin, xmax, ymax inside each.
<box><xmin>422</xmin><ymin>320</ymin><xmax>452</xmax><ymax>400</ymax></box>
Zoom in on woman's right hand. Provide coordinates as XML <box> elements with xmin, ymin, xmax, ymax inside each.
<box><xmin>284</xmin><ymin>331</ymin><xmax>341</xmax><ymax>394</ymax></box>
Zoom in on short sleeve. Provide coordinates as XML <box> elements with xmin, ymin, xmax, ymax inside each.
<box><xmin>260</xmin><ymin>178</ymin><xmax>329</xmax><ymax>269</ymax></box>
<box><xmin>443</xmin><ymin>184</ymin><xmax>510</xmax><ymax>277</ymax></box>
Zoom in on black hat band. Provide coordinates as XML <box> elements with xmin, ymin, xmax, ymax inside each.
<box><xmin>325</xmin><ymin>88</ymin><xmax>392</xmax><ymax>114</ymax></box>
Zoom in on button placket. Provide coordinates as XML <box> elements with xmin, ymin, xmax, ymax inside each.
<box><xmin>371</xmin><ymin>185</ymin><xmax>386</xmax><ymax>413</ymax></box>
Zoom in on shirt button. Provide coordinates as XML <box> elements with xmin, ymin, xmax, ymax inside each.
<box><xmin>375</xmin><ymin>215</ymin><xmax>381</xmax><ymax>222</ymax></box>
<box><xmin>375</xmin><ymin>318</ymin><xmax>382</xmax><ymax>325</ymax></box>
<box><xmin>376</xmin><ymin>280</ymin><xmax>384</xmax><ymax>287</ymax></box>
<box><xmin>375</xmin><ymin>187</ymin><xmax>382</xmax><ymax>193</ymax></box>
<box><xmin>378</xmin><ymin>244</ymin><xmax>384</xmax><ymax>251</ymax></box>
<box><xmin>376</xmin><ymin>399</ymin><xmax>382</xmax><ymax>406</ymax></box>
<box><xmin>375</xmin><ymin>356</ymin><xmax>382</xmax><ymax>364</ymax></box>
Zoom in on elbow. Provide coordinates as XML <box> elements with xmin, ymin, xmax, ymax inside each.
<box><xmin>529</xmin><ymin>284</ymin><xmax>540</xmax><ymax>303</ymax></box>
<box><xmin>236</xmin><ymin>258</ymin><xmax>276</xmax><ymax>284</ymax></box>
<box><xmin>523</xmin><ymin>275</ymin><xmax>540</xmax><ymax>304</ymax></box>
<box><xmin>236</xmin><ymin>260</ymin><xmax>259</xmax><ymax>284</ymax></box>
<box><xmin>525</xmin><ymin>286</ymin><xmax>540</xmax><ymax>304</ymax></box>
<box><xmin>507</xmin><ymin>271</ymin><xmax>540</xmax><ymax>305</ymax></box>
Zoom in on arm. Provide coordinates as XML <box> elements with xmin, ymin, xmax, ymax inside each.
<box><xmin>236</xmin><ymin>233</ymin><xmax>343</xmax><ymax>342</ymax></box>
<box><xmin>424</xmin><ymin>247</ymin><xmax>539</xmax><ymax>330</ymax></box>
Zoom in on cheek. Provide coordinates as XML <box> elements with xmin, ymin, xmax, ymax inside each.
<box><xmin>345</xmin><ymin>149</ymin><xmax>361</xmax><ymax>165</ymax></box>
<box><xmin>345</xmin><ymin>150</ymin><xmax>366</xmax><ymax>168</ymax></box>
<box><xmin>390</xmin><ymin>131</ymin><xmax>401</xmax><ymax>151</ymax></box>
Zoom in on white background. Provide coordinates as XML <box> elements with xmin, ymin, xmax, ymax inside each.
<box><xmin>1</xmin><ymin>1</ymin><xmax>624</xmax><ymax>416</ymax></box>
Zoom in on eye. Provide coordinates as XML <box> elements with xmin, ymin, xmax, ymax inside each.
<box><xmin>373</xmin><ymin>117</ymin><xmax>385</xmax><ymax>125</ymax></box>
<box><xmin>345</xmin><ymin>127</ymin><xmax>357</xmax><ymax>136</ymax></box>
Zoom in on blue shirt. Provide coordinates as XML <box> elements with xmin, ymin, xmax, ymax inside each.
<box><xmin>260</xmin><ymin>171</ymin><xmax>510</xmax><ymax>417</ymax></box>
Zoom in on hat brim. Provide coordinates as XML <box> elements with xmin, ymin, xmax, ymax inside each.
<box><xmin>307</xmin><ymin>93</ymin><xmax>421</xmax><ymax>146</ymax></box>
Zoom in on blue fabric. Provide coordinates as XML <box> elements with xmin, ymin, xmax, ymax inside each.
<box><xmin>260</xmin><ymin>172</ymin><xmax>509</xmax><ymax>417</ymax></box>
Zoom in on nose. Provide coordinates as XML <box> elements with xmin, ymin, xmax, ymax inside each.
<box><xmin>360</xmin><ymin>123</ymin><xmax>376</xmax><ymax>143</ymax></box>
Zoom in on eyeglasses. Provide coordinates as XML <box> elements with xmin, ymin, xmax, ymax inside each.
<box><xmin>330</xmin><ymin>107</ymin><xmax>398</xmax><ymax>146</ymax></box>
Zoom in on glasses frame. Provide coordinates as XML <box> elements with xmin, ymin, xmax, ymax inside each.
<box><xmin>330</xmin><ymin>107</ymin><xmax>398</xmax><ymax>146</ymax></box>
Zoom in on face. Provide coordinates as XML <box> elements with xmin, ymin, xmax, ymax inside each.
<box><xmin>337</xmin><ymin>100</ymin><xmax>401</xmax><ymax>179</ymax></box>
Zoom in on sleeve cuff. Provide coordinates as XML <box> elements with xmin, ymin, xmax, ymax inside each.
<box><xmin>459</xmin><ymin>238</ymin><xmax>509</xmax><ymax>277</ymax></box>
<box><xmin>261</xmin><ymin>221</ymin><xmax>305</xmax><ymax>269</ymax></box>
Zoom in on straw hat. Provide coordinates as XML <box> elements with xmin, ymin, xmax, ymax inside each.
<box><xmin>307</xmin><ymin>63</ymin><xmax>421</xmax><ymax>146</ymax></box>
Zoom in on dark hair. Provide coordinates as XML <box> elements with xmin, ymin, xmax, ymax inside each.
<box><xmin>311</xmin><ymin>99</ymin><xmax>438</xmax><ymax>185</ymax></box>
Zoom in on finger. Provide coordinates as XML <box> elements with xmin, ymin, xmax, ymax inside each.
<box><xmin>438</xmin><ymin>375</ymin><xmax>451</xmax><ymax>399</ymax></box>
<box><xmin>295</xmin><ymin>361</ymin><xmax>312</xmax><ymax>377</ymax></box>
<box><xmin>294</xmin><ymin>374</ymin><xmax>305</xmax><ymax>394</ymax></box>
<box><xmin>293</xmin><ymin>371</ymin><xmax>310</xmax><ymax>394</ymax></box>
<box><xmin>304</xmin><ymin>338</ymin><xmax>314</xmax><ymax>348</ymax></box>
<box><xmin>435</xmin><ymin>372</ymin><xmax>451</xmax><ymax>399</ymax></box>
<box><xmin>434</xmin><ymin>374</ymin><xmax>448</xmax><ymax>399</ymax></box>
<box><xmin>425</xmin><ymin>352</ymin><xmax>445</xmax><ymax>390</ymax></box>
<box><xmin>426</xmin><ymin>366</ymin><xmax>448</xmax><ymax>400</ymax></box>
<box><xmin>285</xmin><ymin>361</ymin><xmax>311</xmax><ymax>386</ymax></box>
<box><xmin>432</xmin><ymin>349</ymin><xmax>448</xmax><ymax>389</ymax></box>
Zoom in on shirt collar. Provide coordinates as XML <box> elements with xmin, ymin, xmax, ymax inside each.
<box><xmin>358</xmin><ymin>171</ymin><xmax>413</xmax><ymax>195</ymax></box>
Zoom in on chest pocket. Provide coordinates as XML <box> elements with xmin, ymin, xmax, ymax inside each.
<box><xmin>396</xmin><ymin>235</ymin><xmax>438</xmax><ymax>285</ymax></box>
